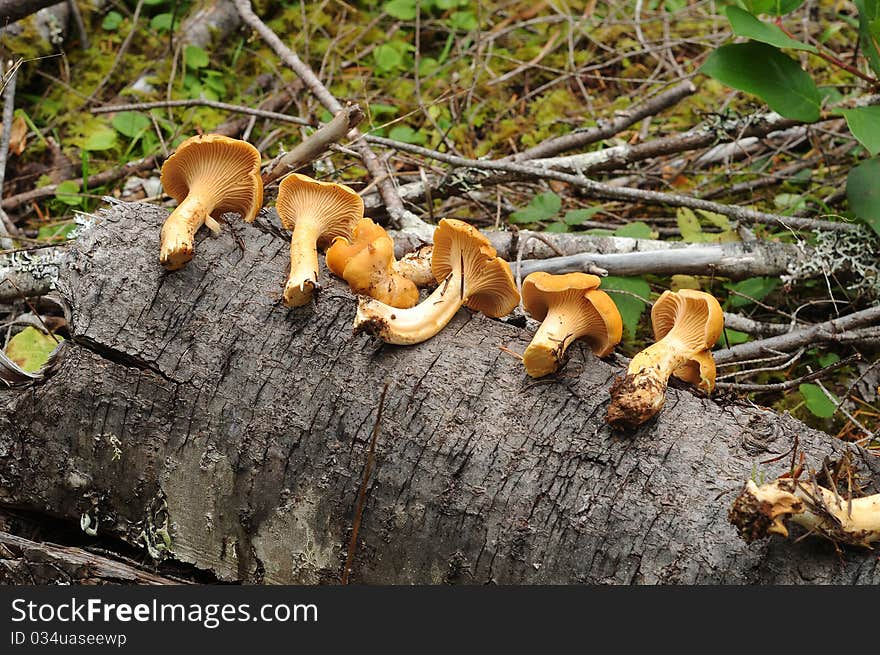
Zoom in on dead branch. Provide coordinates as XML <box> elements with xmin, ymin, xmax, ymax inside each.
<box><xmin>511</xmin><ymin>79</ymin><xmax>696</xmax><ymax>161</ymax></box>
<box><xmin>714</xmin><ymin>306</ymin><xmax>880</xmax><ymax>364</ymax></box>
<box><xmin>233</xmin><ymin>0</ymin><xmax>433</xmax><ymax>238</ymax></box>
<box><xmin>0</xmin><ymin>0</ymin><xmax>60</xmax><ymax>25</ymax></box>
<box><xmin>91</xmin><ymin>99</ymin><xmax>311</xmax><ymax>127</ymax></box>
<box><xmin>262</xmin><ymin>104</ymin><xmax>365</xmax><ymax>185</ymax></box>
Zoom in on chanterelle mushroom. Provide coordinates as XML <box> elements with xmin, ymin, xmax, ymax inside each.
<box><xmin>730</xmin><ymin>478</ymin><xmax>880</xmax><ymax>547</ymax></box>
<box><xmin>276</xmin><ymin>173</ymin><xmax>363</xmax><ymax>307</ymax></box>
<box><xmin>521</xmin><ymin>272</ymin><xmax>622</xmax><ymax>378</ymax></box>
<box><xmin>326</xmin><ymin>217</ymin><xmax>419</xmax><ymax>308</ymax></box>
<box><xmin>159</xmin><ymin>134</ymin><xmax>262</xmax><ymax>270</ymax></box>
<box><xmin>606</xmin><ymin>289</ymin><xmax>722</xmax><ymax>429</ymax></box>
<box><xmin>353</xmin><ymin>219</ymin><xmax>519</xmax><ymax>345</ymax></box>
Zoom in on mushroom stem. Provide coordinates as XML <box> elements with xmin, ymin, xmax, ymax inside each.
<box><xmin>160</xmin><ymin>194</ymin><xmax>215</xmax><ymax>270</ymax></box>
<box><xmin>354</xmin><ymin>270</ymin><xmax>464</xmax><ymax>345</ymax></box>
<box><xmin>284</xmin><ymin>221</ymin><xmax>322</xmax><ymax>307</ymax></box>
<box><xmin>522</xmin><ymin>307</ymin><xmax>579</xmax><ymax>378</ymax></box>
<box><xmin>606</xmin><ymin>335</ymin><xmax>690</xmax><ymax>428</ymax></box>
<box><xmin>730</xmin><ymin>479</ymin><xmax>880</xmax><ymax>547</ymax></box>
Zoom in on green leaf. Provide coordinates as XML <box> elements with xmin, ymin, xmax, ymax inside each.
<box><xmin>388</xmin><ymin>125</ymin><xmax>427</xmax><ymax>145</ymax></box>
<box><xmin>5</xmin><ymin>327</ymin><xmax>62</xmax><ymax>373</ymax></box>
<box><xmin>38</xmin><ymin>221</ymin><xmax>77</xmax><ymax>240</ymax></box>
<box><xmin>54</xmin><ymin>180</ymin><xmax>82</xmax><ymax>206</ymax></box>
<box><xmin>601</xmin><ymin>276</ymin><xmax>651</xmax><ymax>338</ymax></box>
<box><xmin>724</xmin><ymin>277</ymin><xmax>781</xmax><ymax>308</ymax></box>
<box><xmin>726</xmin><ymin>6</ymin><xmax>816</xmax><ymax>51</ymax></box>
<box><xmin>613</xmin><ymin>221</ymin><xmax>656</xmax><ymax>239</ymax></box>
<box><xmin>544</xmin><ymin>222</ymin><xmax>569</xmax><ymax>233</ymax></box>
<box><xmin>184</xmin><ymin>45</ymin><xmax>209</xmax><ymax>70</ymax></box>
<box><xmin>799</xmin><ymin>383</ymin><xmax>837</xmax><ymax>418</ymax></box>
<box><xmin>82</xmin><ymin>127</ymin><xmax>117</xmax><ymax>151</ymax></box>
<box><xmin>840</xmin><ymin>106</ymin><xmax>880</xmax><ymax>156</ymax></box>
<box><xmin>369</xmin><ymin>103</ymin><xmax>399</xmax><ymax>117</ymax></box>
<box><xmin>817</xmin><ymin>352</ymin><xmax>841</xmax><ymax>367</ymax></box>
<box><xmin>856</xmin><ymin>0</ymin><xmax>880</xmax><ymax>78</ymax></box>
<box><xmin>101</xmin><ymin>10</ymin><xmax>123</xmax><ymax>31</ymax></box>
<box><xmin>846</xmin><ymin>157</ymin><xmax>880</xmax><ymax>236</ymax></box>
<box><xmin>699</xmin><ymin>42</ymin><xmax>821</xmax><ymax>122</ymax></box>
<box><xmin>374</xmin><ymin>44</ymin><xmax>403</xmax><ymax>72</ymax></box>
<box><xmin>562</xmin><ymin>207</ymin><xmax>603</xmax><ymax>225</ymax></box>
<box><xmin>717</xmin><ymin>328</ymin><xmax>750</xmax><ymax>346</ymax></box>
<box><xmin>150</xmin><ymin>13</ymin><xmax>173</xmax><ymax>32</ymax></box>
<box><xmin>743</xmin><ymin>0</ymin><xmax>806</xmax><ymax>15</ymax></box>
<box><xmin>676</xmin><ymin>207</ymin><xmax>706</xmax><ymax>242</ymax></box>
<box><xmin>111</xmin><ymin>111</ymin><xmax>151</xmax><ymax>138</ymax></box>
<box><xmin>448</xmin><ymin>10</ymin><xmax>477</xmax><ymax>31</ymax></box>
<box><xmin>509</xmin><ymin>192</ymin><xmax>562</xmax><ymax>224</ymax></box>
<box><xmin>384</xmin><ymin>0</ymin><xmax>417</xmax><ymax>20</ymax></box>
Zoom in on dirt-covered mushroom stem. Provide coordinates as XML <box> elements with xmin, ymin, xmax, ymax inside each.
<box><xmin>606</xmin><ymin>289</ymin><xmax>722</xmax><ymax>429</ymax></box>
<box><xmin>730</xmin><ymin>478</ymin><xmax>880</xmax><ymax>547</ymax></box>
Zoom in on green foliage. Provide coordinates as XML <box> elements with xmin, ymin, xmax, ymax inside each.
<box><xmin>717</xmin><ymin>328</ymin><xmax>750</xmax><ymax>346</ymax></box>
<box><xmin>676</xmin><ymin>208</ymin><xmax>738</xmax><ymax>242</ymax></box>
<box><xmin>101</xmin><ymin>11</ymin><xmax>124</xmax><ymax>31</ymax></box>
<box><xmin>741</xmin><ymin>0</ymin><xmax>806</xmax><ymax>15</ymax></box>
<box><xmin>699</xmin><ymin>42</ymin><xmax>821</xmax><ymax>122</ymax></box>
<box><xmin>185</xmin><ymin>45</ymin><xmax>210</xmax><ymax>70</ymax></box>
<box><xmin>724</xmin><ymin>277</ymin><xmax>781</xmax><ymax>307</ymax></box>
<box><xmin>509</xmin><ymin>191</ymin><xmax>562</xmax><ymax>223</ymax></box>
<box><xmin>54</xmin><ymin>181</ymin><xmax>83</xmax><ymax>207</ymax></box>
<box><xmin>112</xmin><ymin>112</ymin><xmax>151</xmax><ymax>138</ymax></box>
<box><xmin>840</xmin><ymin>106</ymin><xmax>880</xmax><ymax>155</ymax></box>
<box><xmin>613</xmin><ymin>221</ymin><xmax>656</xmax><ymax>239</ymax></box>
<box><xmin>846</xmin><ymin>157</ymin><xmax>880</xmax><ymax>236</ymax></box>
<box><xmin>799</xmin><ymin>383</ymin><xmax>837</xmax><ymax>418</ymax></box>
<box><xmin>5</xmin><ymin>328</ymin><xmax>62</xmax><ymax>373</ymax></box>
<box><xmin>601</xmin><ymin>276</ymin><xmax>651</xmax><ymax>339</ymax></box>
<box><xmin>726</xmin><ymin>6</ymin><xmax>816</xmax><ymax>51</ymax></box>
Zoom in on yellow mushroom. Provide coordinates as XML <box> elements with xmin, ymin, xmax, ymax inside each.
<box><xmin>159</xmin><ymin>134</ymin><xmax>263</xmax><ymax>270</ymax></box>
<box><xmin>276</xmin><ymin>173</ymin><xmax>363</xmax><ymax>307</ymax></box>
<box><xmin>354</xmin><ymin>219</ymin><xmax>520</xmax><ymax>345</ymax></box>
<box><xmin>730</xmin><ymin>478</ymin><xmax>880</xmax><ymax>547</ymax></box>
<box><xmin>606</xmin><ymin>289</ymin><xmax>723</xmax><ymax>429</ymax></box>
<box><xmin>326</xmin><ymin>218</ymin><xmax>419</xmax><ymax>308</ymax></box>
<box><xmin>521</xmin><ymin>272</ymin><xmax>623</xmax><ymax>378</ymax></box>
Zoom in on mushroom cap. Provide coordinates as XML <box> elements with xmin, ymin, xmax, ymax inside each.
<box><xmin>651</xmin><ymin>289</ymin><xmax>723</xmax><ymax>350</ymax></box>
<box><xmin>522</xmin><ymin>272</ymin><xmax>621</xmax><ymax>358</ymax></box>
<box><xmin>276</xmin><ymin>173</ymin><xmax>363</xmax><ymax>247</ymax></box>
<box><xmin>521</xmin><ymin>272</ymin><xmax>602</xmax><ymax>321</ymax></box>
<box><xmin>326</xmin><ymin>218</ymin><xmax>419</xmax><ymax>308</ymax></box>
<box><xmin>160</xmin><ymin>134</ymin><xmax>263</xmax><ymax>222</ymax></box>
<box><xmin>325</xmin><ymin>217</ymin><xmax>387</xmax><ymax>278</ymax></box>
<box><xmin>672</xmin><ymin>349</ymin><xmax>716</xmax><ymax>392</ymax></box>
<box><xmin>431</xmin><ymin>219</ymin><xmax>519</xmax><ymax>317</ymax></box>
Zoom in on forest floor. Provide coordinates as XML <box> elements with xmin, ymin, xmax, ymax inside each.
<box><xmin>0</xmin><ymin>0</ymin><xmax>878</xmax><ymax>449</ymax></box>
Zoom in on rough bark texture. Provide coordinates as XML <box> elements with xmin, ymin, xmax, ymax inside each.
<box><xmin>0</xmin><ymin>202</ymin><xmax>878</xmax><ymax>584</ymax></box>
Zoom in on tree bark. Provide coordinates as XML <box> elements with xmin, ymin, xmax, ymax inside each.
<box><xmin>0</xmin><ymin>202</ymin><xmax>877</xmax><ymax>584</ymax></box>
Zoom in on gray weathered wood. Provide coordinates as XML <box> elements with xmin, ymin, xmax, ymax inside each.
<box><xmin>0</xmin><ymin>202</ymin><xmax>877</xmax><ymax>584</ymax></box>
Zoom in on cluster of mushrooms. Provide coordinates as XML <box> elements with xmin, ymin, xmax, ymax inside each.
<box><xmin>156</xmin><ymin>134</ymin><xmax>880</xmax><ymax>548</ymax></box>
<box><xmin>158</xmin><ymin>133</ymin><xmax>723</xmax><ymax>430</ymax></box>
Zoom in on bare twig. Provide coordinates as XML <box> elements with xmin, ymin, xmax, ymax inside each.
<box><xmin>66</xmin><ymin>0</ymin><xmax>90</xmax><ymax>50</ymax></box>
<box><xmin>233</xmin><ymin>0</ymin><xmax>433</xmax><ymax>238</ymax></box>
<box><xmin>364</xmin><ymin>134</ymin><xmax>854</xmax><ymax>232</ymax></box>
<box><xmin>512</xmin><ymin>79</ymin><xmax>696</xmax><ymax>161</ymax></box>
<box><xmin>83</xmin><ymin>0</ymin><xmax>145</xmax><ymax>106</ymax></box>
<box><xmin>0</xmin><ymin>60</ymin><xmax>20</xmax><ymax>246</ymax></box>
<box><xmin>92</xmin><ymin>99</ymin><xmax>311</xmax><ymax>127</ymax></box>
<box><xmin>715</xmin><ymin>354</ymin><xmax>859</xmax><ymax>392</ymax></box>
<box><xmin>714</xmin><ymin>306</ymin><xmax>880</xmax><ymax>365</ymax></box>
<box><xmin>262</xmin><ymin>104</ymin><xmax>365</xmax><ymax>184</ymax></box>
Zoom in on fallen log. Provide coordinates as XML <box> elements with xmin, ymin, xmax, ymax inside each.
<box><xmin>0</xmin><ymin>201</ymin><xmax>877</xmax><ymax>584</ymax></box>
